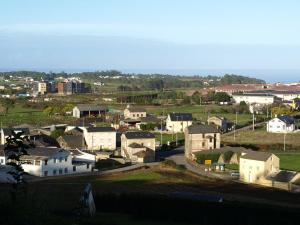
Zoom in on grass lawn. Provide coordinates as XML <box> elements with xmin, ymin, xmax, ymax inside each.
<box><xmin>276</xmin><ymin>153</ymin><xmax>300</xmax><ymax>172</ymax></box>
<box><xmin>153</xmin><ymin>132</ymin><xmax>184</xmax><ymax>144</ymax></box>
<box><xmin>222</xmin><ymin>130</ymin><xmax>300</xmax><ymax>150</ymax></box>
<box><xmin>225</xmin><ymin>164</ymin><xmax>239</xmax><ymax>171</ymax></box>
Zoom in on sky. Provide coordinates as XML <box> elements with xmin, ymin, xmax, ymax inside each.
<box><xmin>0</xmin><ymin>0</ymin><xmax>300</xmax><ymax>82</ymax></box>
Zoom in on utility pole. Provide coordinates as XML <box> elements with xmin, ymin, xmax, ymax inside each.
<box><xmin>160</xmin><ymin>118</ymin><xmax>163</xmax><ymax>146</ymax></box>
<box><xmin>284</xmin><ymin>133</ymin><xmax>286</xmax><ymax>151</ymax></box>
<box><xmin>252</xmin><ymin>113</ymin><xmax>255</xmax><ymax>131</ymax></box>
<box><xmin>234</xmin><ymin>112</ymin><xmax>237</xmax><ymax>141</ymax></box>
<box><xmin>176</xmin><ymin>116</ymin><xmax>179</xmax><ymax>146</ymax></box>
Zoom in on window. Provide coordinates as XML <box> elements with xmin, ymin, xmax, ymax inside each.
<box><xmin>53</xmin><ymin>158</ymin><xmax>57</xmax><ymax>163</ymax></box>
<box><xmin>44</xmin><ymin>160</ymin><xmax>48</xmax><ymax>165</ymax></box>
<box><xmin>209</xmin><ymin>138</ymin><xmax>212</xmax><ymax>143</ymax></box>
<box><xmin>59</xmin><ymin>169</ymin><xmax>63</xmax><ymax>175</ymax></box>
<box><xmin>133</xmin><ymin>114</ymin><xmax>135</xmax><ymax>117</ymax></box>
<box><xmin>64</xmin><ymin>168</ymin><xmax>68</xmax><ymax>173</ymax></box>
<box><xmin>137</xmin><ymin>114</ymin><xmax>139</xmax><ymax>117</ymax></box>
<box><xmin>73</xmin><ymin>166</ymin><xmax>76</xmax><ymax>172</ymax></box>
<box><xmin>44</xmin><ymin>171</ymin><xmax>48</xmax><ymax>176</ymax></box>
<box><xmin>35</xmin><ymin>160</ymin><xmax>41</xmax><ymax>166</ymax></box>
<box><xmin>202</xmin><ymin>142</ymin><xmax>205</xmax><ymax>147</ymax></box>
<box><xmin>0</xmin><ymin>159</ymin><xmax>3</xmax><ymax>164</ymax></box>
<box><xmin>53</xmin><ymin>169</ymin><xmax>57</xmax><ymax>175</ymax></box>
<box><xmin>59</xmin><ymin>157</ymin><xmax>63</xmax><ymax>163</ymax></box>
<box><xmin>87</xmin><ymin>164</ymin><xmax>90</xmax><ymax>169</ymax></box>
<box><xmin>65</xmin><ymin>157</ymin><xmax>67</xmax><ymax>162</ymax></box>
<box><xmin>202</xmin><ymin>134</ymin><xmax>205</xmax><ymax>138</ymax></box>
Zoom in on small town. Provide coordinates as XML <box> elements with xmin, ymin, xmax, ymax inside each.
<box><xmin>1</xmin><ymin>1</ymin><xmax>300</xmax><ymax>225</ymax></box>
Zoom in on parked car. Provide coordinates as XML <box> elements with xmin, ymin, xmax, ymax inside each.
<box><xmin>230</xmin><ymin>171</ymin><xmax>240</xmax><ymax>177</ymax></box>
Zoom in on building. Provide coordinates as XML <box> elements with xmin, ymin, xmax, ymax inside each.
<box><xmin>0</xmin><ymin>128</ymin><xmax>30</xmax><ymax>145</ymax></box>
<box><xmin>266</xmin><ymin>115</ymin><xmax>295</xmax><ymax>133</ymax></box>
<box><xmin>33</xmin><ymin>82</ymin><xmax>47</xmax><ymax>95</ymax></box>
<box><xmin>83</xmin><ymin>127</ymin><xmax>116</xmax><ymax>151</ymax></box>
<box><xmin>121</xmin><ymin>131</ymin><xmax>156</xmax><ymax>163</ymax></box>
<box><xmin>239</xmin><ymin>151</ymin><xmax>279</xmax><ymax>184</ymax></box>
<box><xmin>232</xmin><ymin>93</ymin><xmax>275</xmax><ymax>105</ymax></box>
<box><xmin>72</xmin><ymin>105</ymin><xmax>108</xmax><ymax>118</ymax></box>
<box><xmin>124</xmin><ymin>105</ymin><xmax>147</xmax><ymax>119</ymax></box>
<box><xmin>19</xmin><ymin>147</ymin><xmax>92</xmax><ymax>177</ymax></box>
<box><xmin>185</xmin><ymin>124</ymin><xmax>221</xmax><ymax>159</ymax></box>
<box><xmin>207</xmin><ymin>116</ymin><xmax>233</xmax><ymax>133</ymax></box>
<box><xmin>57</xmin><ymin>81</ymin><xmax>89</xmax><ymax>95</ymax></box>
<box><xmin>166</xmin><ymin>113</ymin><xmax>193</xmax><ymax>133</ymax></box>
<box><xmin>0</xmin><ymin>147</ymin><xmax>5</xmax><ymax>165</ymax></box>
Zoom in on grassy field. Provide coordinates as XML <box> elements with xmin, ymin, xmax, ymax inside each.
<box><xmin>1</xmin><ymin>165</ymin><xmax>300</xmax><ymax>224</ymax></box>
<box><xmin>225</xmin><ymin>164</ymin><xmax>239</xmax><ymax>171</ymax></box>
<box><xmin>146</xmin><ymin>105</ymin><xmax>255</xmax><ymax>126</ymax></box>
<box><xmin>154</xmin><ymin>132</ymin><xmax>185</xmax><ymax>144</ymax></box>
<box><xmin>276</xmin><ymin>153</ymin><xmax>300</xmax><ymax>172</ymax></box>
<box><xmin>222</xmin><ymin>130</ymin><xmax>300</xmax><ymax>150</ymax></box>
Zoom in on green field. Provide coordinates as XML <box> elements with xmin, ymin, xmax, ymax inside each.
<box><xmin>276</xmin><ymin>153</ymin><xmax>300</xmax><ymax>172</ymax></box>
<box><xmin>146</xmin><ymin>105</ymin><xmax>254</xmax><ymax>126</ymax></box>
<box><xmin>154</xmin><ymin>132</ymin><xmax>185</xmax><ymax>144</ymax></box>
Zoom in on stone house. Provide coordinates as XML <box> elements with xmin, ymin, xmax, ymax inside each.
<box><xmin>185</xmin><ymin>124</ymin><xmax>221</xmax><ymax>159</ymax></box>
<box><xmin>83</xmin><ymin>127</ymin><xmax>116</xmax><ymax>151</ymax></box>
<box><xmin>121</xmin><ymin>131</ymin><xmax>155</xmax><ymax>163</ymax></box>
<box><xmin>123</xmin><ymin>105</ymin><xmax>147</xmax><ymax>119</ymax></box>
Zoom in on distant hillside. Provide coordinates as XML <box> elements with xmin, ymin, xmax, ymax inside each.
<box><xmin>0</xmin><ymin>70</ymin><xmax>266</xmax><ymax>90</ymax></box>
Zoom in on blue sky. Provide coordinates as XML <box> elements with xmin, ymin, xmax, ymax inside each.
<box><xmin>1</xmin><ymin>0</ymin><xmax>300</xmax><ymax>81</ymax></box>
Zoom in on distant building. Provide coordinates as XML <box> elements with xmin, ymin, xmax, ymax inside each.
<box><xmin>232</xmin><ymin>93</ymin><xmax>276</xmax><ymax>105</ymax></box>
<box><xmin>121</xmin><ymin>131</ymin><xmax>156</xmax><ymax>163</ymax></box>
<box><xmin>267</xmin><ymin>115</ymin><xmax>295</xmax><ymax>133</ymax></box>
<box><xmin>72</xmin><ymin>105</ymin><xmax>108</xmax><ymax>118</ymax></box>
<box><xmin>185</xmin><ymin>124</ymin><xmax>221</xmax><ymax>159</ymax></box>
<box><xmin>207</xmin><ymin>116</ymin><xmax>233</xmax><ymax>133</ymax></box>
<box><xmin>124</xmin><ymin>105</ymin><xmax>147</xmax><ymax>119</ymax></box>
<box><xmin>166</xmin><ymin>113</ymin><xmax>193</xmax><ymax>133</ymax></box>
<box><xmin>33</xmin><ymin>81</ymin><xmax>47</xmax><ymax>95</ymax></box>
<box><xmin>239</xmin><ymin>151</ymin><xmax>279</xmax><ymax>184</ymax></box>
<box><xmin>57</xmin><ymin>81</ymin><xmax>89</xmax><ymax>95</ymax></box>
<box><xmin>19</xmin><ymin>147</ymin><xmax>92</xmax><ymax>177</ymax></box>
<box><xmin>0</xmin><ymin>147</ymin><xmax>6</xmax><ymax>165</ymax></box>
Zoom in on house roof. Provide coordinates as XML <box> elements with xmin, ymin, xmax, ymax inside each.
<box><xmin>240</xmin><ymin>151</ymin><xmax>273</xmax><ymax>162</ymax></box>
<box><xmin>124</xmin><ymin>131</ymin><xmax>155</xmax><ymax>139</ymax></box>
<box><xmin>59</xmin><ymin>135</ymin><xmax>84</xmax><ymax>149</ymax></box>
<box><xmin>75</xmin><ymin>104</ymin><xmax>108</xmax><ymax>112</ymax></box>
<box><xmin>1</xmin><ymin>128</ymin><xmax>30</xmax><ymax>136</ymax></box>
<box><xmin>126</xmin><ymin>107</ymin><xmax>146</xmax><ymax>113</ymax></box>
<box><xmin>20</xmin><ymin>147</ymin><xmax>69</xmax><ymax>160</ymax></box>
<box><xmin>169</xmin><ymin>113</ymin><xmax>193</xmax><ymax>121</ymax></box>
<box><xmin>187</xmin><ymin>124</ymin><xmax>219</xmax><ymax>134</ymax></box>
<box><xmin>277</xmin><ymin>115</ymin><xmax>295</xmax><ymax>124</ymax></box>
<box><xmin>133</xmin><ymin>148</ymin><xmax>153</xmax><ymax>158</ymax></box>
<box><xmin>86</xmin><ymin>127</ymin><xmax>116</xmax><ymax>132</ymax></box>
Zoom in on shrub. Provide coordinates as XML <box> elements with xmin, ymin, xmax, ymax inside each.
<box><xmin>223</xmin><ymin>151</ymin><xmax>234</xmax><ymax>163</ymax></box>
<box><xmin>195</xmin><ymin>153</ymin><xmax>221</xmax><ymax>164</ymax></box>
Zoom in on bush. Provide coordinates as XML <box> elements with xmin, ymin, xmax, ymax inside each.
<box><xmin>223</xmin><ymin>151</ymin><xmax>234</xmax><ymax>163</ymax></box>
<box><xmin>195</xmin><ymin>153</ymin><xmax>221</xmax><ymax>164</ymax></box>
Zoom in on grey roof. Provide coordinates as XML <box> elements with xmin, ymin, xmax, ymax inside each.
<box><xmin>86</xmin><ymin>127</ymin><xmax>116</xmax><ymax>132</ymax></box>
<box><xmin>240</xmin><ymin>151</ymin><xmax>273</xmax><ymax>162</ymax></box>
<box><xmin>124</xmin><ymin>131</ymin><xmax>155</xmax><ymax>139</ymax></box>
<box><xmin>59</xmin><ymin>135</ymin><xmax>83</xmax><ymax>149</ymax></box>
<box><xmin>169</xmin><ymin>113</ymin><xmax>193</xmax><ymax>121</ymax></box>
<box><xmin>75</xmin><ymin>104</ymin><xmax>108</xmax><ymax>111</ymax></box>
<box><xmin>232</xmin><ymin>93</ymin><xmax>274</xmax><ymax>97</ymax></box>
<box><xmin>2</xmin><ymin>128</ymin><xmax>30</xmax><ymax>136</ymax></box>
<box><xmin>27</xmin><ymin>147</ymin><xmax>68</xmax><ymax>156</ymax></box>
<box><xmin>277</xmin><ymin>115</ymin><xmax>295</xmax><ymax>124</ymax></box>
<box><xmin>187</xmin><ymin>124</ymin><xmax>219</xmax><ymax>134</ymax></box>
<box><xmin>126</xmin><ymin>107</ymin><xmax>146</xmax><ymax>113</ymax></box>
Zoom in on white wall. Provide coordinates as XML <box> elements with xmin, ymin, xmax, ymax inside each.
<box><xmin>166</xmin><ymin>116</ymin><xmax>192</xmax><ymax>133</ymax></box>
<box><xmin>233</xmin><ymin>95</ymin><xmax>274</xmax><ymax>105</ymax></box>
<box><xmin>84</xmin><ymin>130</ymin><xmax>116</xmax><ymax>150</ymax></box>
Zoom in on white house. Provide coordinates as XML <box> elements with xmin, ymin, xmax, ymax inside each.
<box><xmin>20</xmin><ymin>147</ymin><xmax>92</xmax><ymax>177</ymax></box>
<box><xmin>0</xmin><ymin>128</ymin><xmax>30</xmax><ymax>145</ymax></box>
<box><xmin>121</xmin><ymin>131</ymin><xmax>156</xmax><ymax>163</ymax></box>
<box><xmin>123</xmin><ymin>105</ymin><xmax>147</xmax><ymax>119</ymax></box>
<box><xmin>239</xmin><ymin>151</ymin><xmax>279</xmax><ymax>184</ymax></box>
<box><xmin>232</xmin><ymin>93</ymin><xmax>275</xmax><ymax>105</ymax></box>
<box><xmin>266</xmin><ymin>115</ymin><xmax>295</xmax><ymax>133</ymax></box>
<box><xmin>83</xmin><ymin>127</ymin><xmax>116</xmax><ymax>151</ymax></box>
<box><xmin>166</xmin><ymin>113</ymin><xmax>193</xmax><ymax>133</ymax></box>
<box><xmin>0</xmin><ymin>147</ymin><xmax>5</xmax><ymax>165</ymax></box>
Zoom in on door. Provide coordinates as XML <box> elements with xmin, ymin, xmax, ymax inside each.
<box><xmin>248</xmin><ymin>171</ymin><xmax>253</xmax><ymax>183</ymax></box>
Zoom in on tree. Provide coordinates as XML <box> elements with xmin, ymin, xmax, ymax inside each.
<box><xmin>0</xmin><ymin>98</ymin><xmax>15</xmax><ymax>115</ymax></box>
<box><xmin>271</xmin><ymin>106</ymin><xmax>292</xmax><ymax>116</ymax></box>
<box><xmin>181</xmin><ymin>96</ymin><xmax>191</xmax><ymax>105</ymax></box>
<box><xmin>191</xmin><ymin>91</ymin><xmax>202</xmax><ymax>104</ymax></box>
<box><xmin>50</xmin><ymin>129</ymin><xmax>65</xmax><ymax>139</ymax></box>
<box><xmin>214</xmin><ymin>92</ymin><xmax>231</xmax><ymax>103</ymax></box>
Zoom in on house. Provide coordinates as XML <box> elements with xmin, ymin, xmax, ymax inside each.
<box><xmin>124</xmin><ymin>105</ymin><xmax>147</xmax><ymax>119</ymax></box>
<box><xmin>70</xmin><ymin>149</ymin><xmax>96</xmax><ymax>164</ymax></box>
<box><xmin>207</xmin><ymin>116</ymin><xmax>233</xmax><ymax>132</ymax></box>
<box><xmin>57</xmin><ymin>134</ymin><xmax>85</xmax><ymax>150</ymax></box>
<box><xmin>266</xmin><ymin>115</ymin><xmax>295</xmax><ymax>133</ymax></box>
<box><xmin>232</xmin><ymin>93</ymin><xmax>275</xmax><ymax>105</ymax></box>
<box><xmin>166</xmin><ymin>113</ymin><xmax>193</xmax><ymax>133</ymax></box>
<box><xmin>121</xmin><ymin>131</ymin><xmax>156</xmax><ymax>163</ymax></box>
<box><xmin>239</xmin><ymin>151</ymin><xmax>279</xmax><ymax>184</ymax></box>
<box><xmin>0</xmin><ymin>128</ymin><xmax>30</xmax><ymax>145</ymax></box>
<box><xmin>83</xmin><ymin>127</ymin><xmax>116</xmax><ymax>151</ymax></box>
<box><xmin>19</xmin><ymin>147</ymin><xmax>92</xmax><ymax>177</ymax></box>
<box><xmin>185</xmin><ymin>124</ymin><xmax>221</xmax><ymax>159</ymax></box>
<box><xmin>72</xmin><ymin>104</ymin><xmax>108</xmax><ymax>118</ymax></box>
